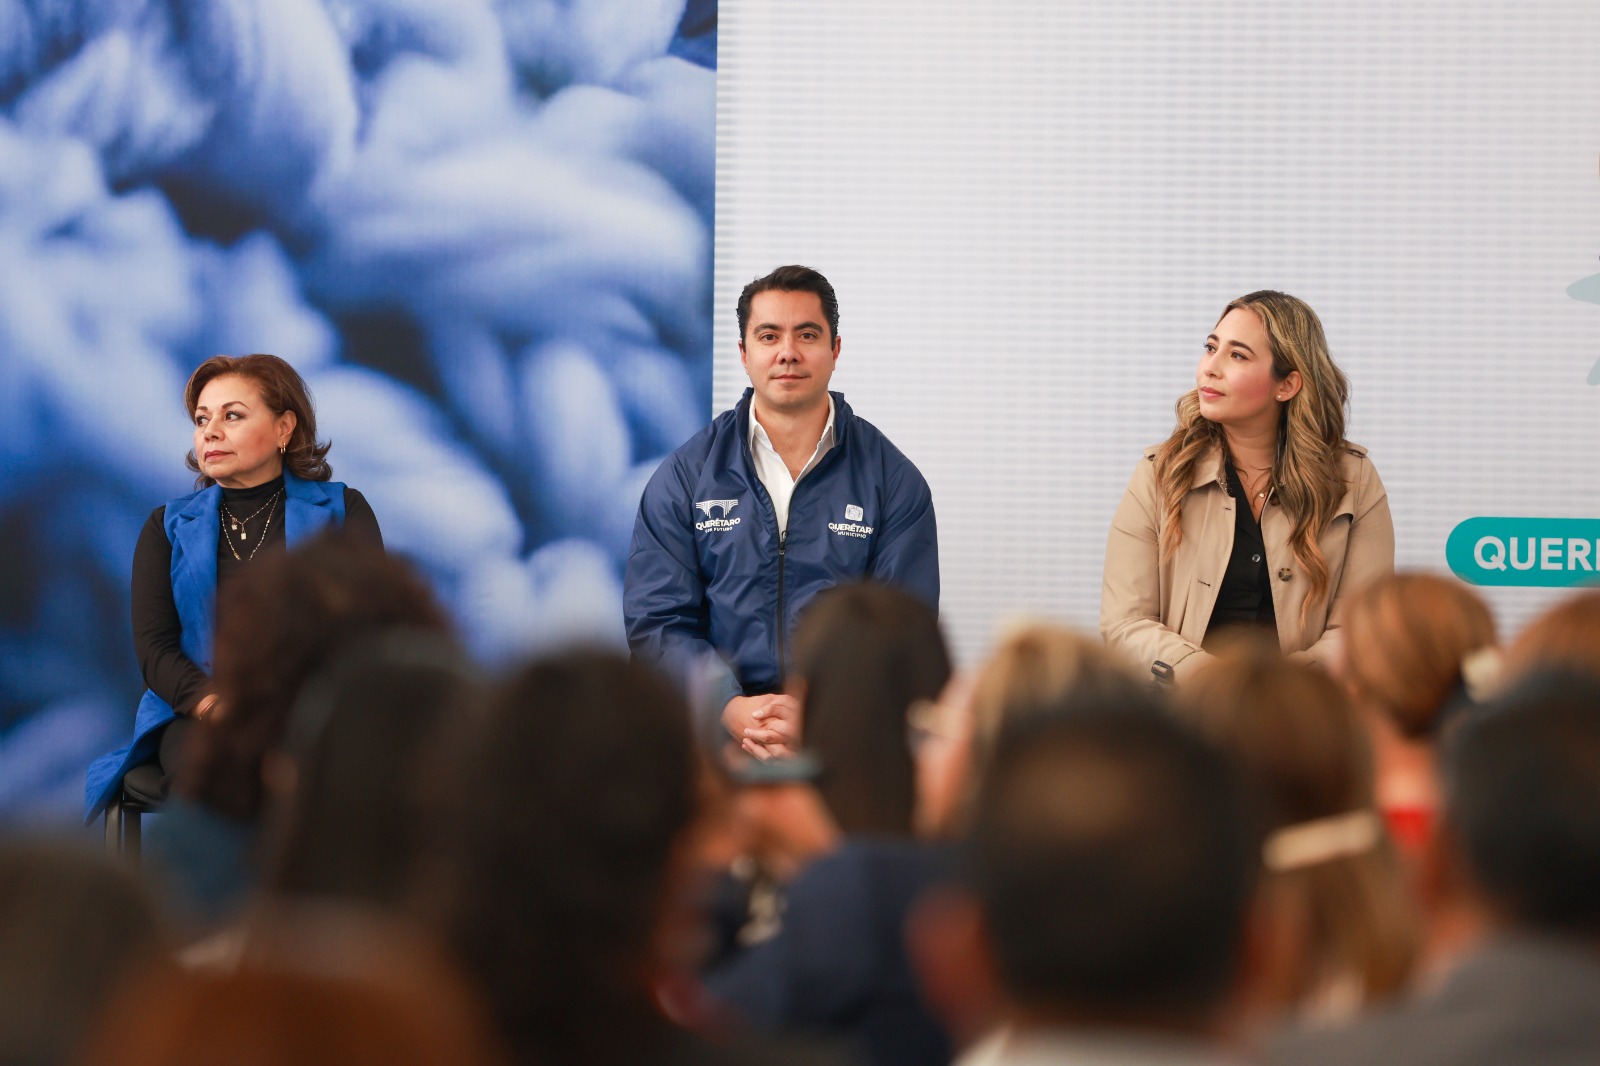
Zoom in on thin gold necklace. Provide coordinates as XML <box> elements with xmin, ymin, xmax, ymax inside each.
<box><xmin>221</xmin><ymin>490</ymin><xmax>283</xmax><ymax>561</ymax></box>
<box><xmin>221</xmin><ymin>490</ymin><xmax>279</xmax><ymax>538</ymax></box>
<box><xmin>1243</xmin><ymin>469</ymin><xmax>1272</xmax><ymax>500</ymax></box>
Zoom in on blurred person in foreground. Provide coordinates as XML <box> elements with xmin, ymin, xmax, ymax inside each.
<box><xmin>1498</xmin><ymin>587</ymin><xmax>1600</xmax><ymax>686</ymax></box>
<box><xmin>0</xmin><ymin>840</ymin><xmax>166</xmax><ymax>1066</ymax></box>
<box><xmin>421</xmin><ymin>650</ymin><xmax>839</xmax><ymax>1066</ymax></box>
<box><xmin>904</xmin><ymin>623</ymin><xmax>1145</xmax><ymax>1058</ymax></box>
<box><xmin>257</xmin><ymin>632</ymin><xmax>476</xmax><ymax>912</ymax></box>
<box><xmin>1270</xmin><ymin>669</ymin><xmax>1600</xmax><ymax>1066</ymax></box>
<box><xmin>185</xmin><ymin>632</ymin><xmax>477</xmax><ymax>969</ymax></box>
<box><xmin>77</xmin><ymin>955</ymin><xmax>506</xmax><ymax>1066</ymax></box>
<box><xmin>704</xmin><ymin>583</ymin><xmax>954</xmax><ymax>1066</ymax></box>
<box><xmin>87</xmin><ymin>354</ymin><xmax>382</xmax><ymax>821</ymax></box>
<box><xmin>84</xmin><ymin>635</ymin><xmax>500</xmax><ymax>1061</ymax></box>
<box><xmin>920</xmin><ymin>622</ymin><xmax>1144</xmax><ymax>838</ymax></box>
<box><xmin>1183</xmin><ymin>636</ymin><xmax>1418</xmax><ymax>1029</ymax></box>
<box><xmin>1338</xmin><ymin>573</ymin><xmax>1498</xmax><ymax>861</ymax></box>
<box><xmin>914</xmin><ymin>697</ymin><xmax>1262</xmax><ymax>1066</ymax></box>
<box><xmin>145</xmin><ymin>536</ymin><xmax>451</xmax><ymax>929</ymax></box>
<box><xmin>626</xmin><ymin>265</ymin><xmax>939</xmax><ymax>762</ymax></box>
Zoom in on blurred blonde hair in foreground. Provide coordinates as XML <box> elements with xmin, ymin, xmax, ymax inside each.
<box><xmin>966</xmin><ymin>621</ymin><xmax>1136</xmax><ymax>765</ymax></box>
<box><xmin>917</xmin><ymin>622</ymin><xmax>1136</xmax><ymax>837</ymax></box>
<box><xmin>1182</xmin><ymin>634</ymin><xmax>1419</xmax><ymax>1020</ymax></box>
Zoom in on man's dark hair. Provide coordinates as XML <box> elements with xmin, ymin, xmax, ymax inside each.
<box><xmin>425</xmin><ymin>650</ymin><xmax>699</xmax><ymax>1064</ymax></box>
<box><xmin>1442</xmin><ymin>669</ymin><xmax>1600</xmax><ymax>935</ymax></box>
<box><xmin>736</xmin><ymin>264</ymin><xmax>839</xmax><ymax>343</ymax></box>
<box><xmin>791</xmin><ymin>582</ymin><xmax>951</xmax><ymax>836</ymax></box>
<box><xmin>966</xmin><ymin>696</ymin><xmax>1259</xmax><ymax>1025</ymax></box>
<box><xmin>264</xmin><ymin>633</ymin><xmax>479</xmax><ymax>909</ymax></box>
<box><xmin>0</xmin><ymin>840</ymin><xmax>165</xmax><ymax>1065</ymax></box>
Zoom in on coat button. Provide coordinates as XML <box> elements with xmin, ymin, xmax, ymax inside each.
<box><xmin>1251</xmin><ymin>553</ymin><xmax>1262</xmax><ymax>564</ymax></box>
<box><xmin>1277</xmin><ymin>567</ymin><xmax>1293</xmax><ymax>582</ymax></box>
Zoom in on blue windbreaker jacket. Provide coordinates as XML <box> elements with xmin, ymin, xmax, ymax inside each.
<box><xmin>625</xmin><ymin>389</ymin><xmax>939</xmax><ymax>712</ymax></box>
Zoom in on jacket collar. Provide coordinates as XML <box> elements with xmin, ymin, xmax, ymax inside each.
<box><xmin>173</xmin><ymin>469</ymin><xmax>335</xmax><ymax>515</ymax></box>
<box><xmin>736</xmin><ymin>388</ymin><xmax>853</xmax><ymax>451</ymax></box>
<box><xmin>170</xmin><ymin>485</ymin><xmax>224</xmax><ymax>656</ymax></box>
<box><xmin>171</xmin><ymin>470</ymin><xmax>338</xmax><ymax>553</ymax></box>
<box><xmin>1190</xmin><ymin>444</ymin><xmax>1229</xmax><ymax>491</ymax></box>
<box><xmin>175</xmin><ymin>482</ymin><xmax>222</xmax><ymax>523</ymax></box>
<box><xmin>1188</xmin><ymin>442</ymin><xmax>1366</xmax><ymax>517</ymax></box>
<box><xmin>281</xmin><ymin>470</ymin><xmax>339</xmax><ymax>542</ymax></box>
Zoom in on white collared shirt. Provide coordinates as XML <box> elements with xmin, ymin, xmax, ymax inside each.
<box><xmin>748</xmin><ymin>394</ymin><xmax>836</xmax><ymax>538</ymax></box>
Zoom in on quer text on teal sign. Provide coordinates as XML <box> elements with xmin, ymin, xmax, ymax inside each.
<box><xmin>1447</xmin><ymin>518</ymin><xmax>1600</xmax><ymax>588</ymax></box>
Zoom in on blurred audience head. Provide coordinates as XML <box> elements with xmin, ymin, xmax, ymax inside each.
<box><xmin>1184</xmin><ymin>636</ymin><xmax>1418</xmax><ymax>1013</ymax></box>
<box><xmin>1341</xmin><ymin>572</ymin><xmax>1498</xmax><ymax>739</ymax></box>
<box><xmin>185</xmin><ymin>534</ymin><xmax>451</xmax><ymax>821</ymax></box>
<box><xmin>424</xmin><ymin>650</ymin><xmax>699</xmax><ymax>1064</ymax></box>
<box><xmin>788</xmin><ymin>581</ymin><xmax>951</xmax><ymax>836</ymax></box>
<box><xmin>966</xmin><ymin>622</ymin><xmax>1138</xmax><ymax>771</ymax></box>
<box><xmin>914</xmin><ymin>622</ymin><xmax>1138</xmax><ymax>840</ymax></box>
<box><xmin>1501</xmin><ymin>589</ymin><xmax>1600</xmax><ymax>687</ymax></box>
<box><xmin>0</xmin><ymin>839</ymin><xmax>165</xmax><ymax>1066</ymax></box>
<box><xmin>78</xmin><ymin>946</ymin><xmax>505</xmax><ymax>1066</ymax></box>
<box><xmin>963</xmin><ymin>694</ymin><xmax>1259</xmax><ymax>1033</ymax></box>
<box><xmin>1441</xmin><ymin>669</ymin><xmax>1600</xmax><ymax>937</ymax></box>
<box><xmin>259</xmin><ymin>632</ymin><xmax>478</xmax><ymax>912</ymax></box>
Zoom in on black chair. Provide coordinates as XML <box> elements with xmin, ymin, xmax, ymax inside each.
<box><xmin>103</xmin><ymin>763</ymin><xmax>168</xmax><ymax>863</ymax></box>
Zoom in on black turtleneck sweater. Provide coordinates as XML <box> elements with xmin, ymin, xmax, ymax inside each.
<box><xmin>130</xmin><ymin>476</ymin><xmax>381</xmax><ymax>716</ymax></box>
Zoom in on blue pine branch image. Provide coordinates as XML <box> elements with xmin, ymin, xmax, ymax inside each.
<box><xmin>0</xmin><ymin>0</ymin><xmax>716</xmax><ymax>821</ymax></box>
<box><xmin>1577</xmin><ymin>152</ymin><xmax>1600</xmax><ymax>386</ymax></box>
<box><xmin>1571</xmin><ymin>272</ymin><xmax>1600</xmax><ymax>385</ymax></box>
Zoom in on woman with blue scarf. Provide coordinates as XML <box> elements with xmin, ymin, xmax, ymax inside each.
<box><xmin>86</xmin><ymin>355</ymin><xmax>380</xmax><ymax>820</ymax></box>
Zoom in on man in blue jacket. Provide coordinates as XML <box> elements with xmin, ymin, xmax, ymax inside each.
<box><xmin>625</xmin><ymin>265</ymin><xmax>939</xmax><ymax>758</ymax></box>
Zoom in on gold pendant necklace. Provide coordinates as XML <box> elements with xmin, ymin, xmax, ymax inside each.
<box><xmin>221</xmin><ymin>491</ymin><xmax>283</xmax><ymax>561</ymax></box>
<box><xmin>222</xmin><ymin>490</ymin><xmax>280</xmax><ymax>541</ymax></box>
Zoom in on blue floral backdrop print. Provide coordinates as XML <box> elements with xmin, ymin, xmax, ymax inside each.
<box><xmin>0</xmin><ymin>0</ymin><xmax>717</xmax><ymax>821</ymax></box>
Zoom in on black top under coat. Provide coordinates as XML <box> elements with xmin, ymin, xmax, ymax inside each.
<box><xmin>1204</xmin><ymin>459</ymin><xmax>1277</xmax><ymax>647</ymax></box>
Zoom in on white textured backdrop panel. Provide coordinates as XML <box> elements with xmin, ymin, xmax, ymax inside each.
<box><xmin>715</xmin><ymin>1</ymin><xmax>1600</xmax><ymax>666</ymax></box>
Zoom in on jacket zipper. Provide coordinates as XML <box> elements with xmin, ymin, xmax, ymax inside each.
<box><xmin>756</xmin><ymin>414</ymin><xmax>841</xmax><ymax>684</ymax></box>
<box><xmin>776</xmin><ymin>529</ymin><xmax>788</xmax><ymax>679</ymax></box>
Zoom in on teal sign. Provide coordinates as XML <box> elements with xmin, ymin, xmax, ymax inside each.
<box><xmin>1447</xmin><ymin>518</ymin><xmax>1600</xmax><ymax>588</ymax></box>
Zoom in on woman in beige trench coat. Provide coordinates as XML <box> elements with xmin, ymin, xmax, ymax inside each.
<box><xmin>1101</xmin><ymin>291</ymin><xmax>1394</xmax><ymax>684</ymax></box>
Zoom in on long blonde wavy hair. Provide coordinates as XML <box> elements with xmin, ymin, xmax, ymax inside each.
<box><xmin>1154</xmin><ymin>291</ymin><xmax>1351</xmax><ymax>621</ymax></box>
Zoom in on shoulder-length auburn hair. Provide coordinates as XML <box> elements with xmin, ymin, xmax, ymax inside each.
<box><xmin>1154</xmin><ymin>291</ymin><xmax>1351</xmax><ymax>621</ymax></box>
<box><xmin>1501</xmin><ymin>588</ymin><xmax>1600</xmax><ymax>687</ymax></box>
<box><xmin>1342</xmin><ymin>572</ymin><xmax>1497</xmax><ymax>739</ymax></box>
<box><xmin>184</xmin><ymin>354</ymin><xmax>332</xmax><ymax>487</ymax></box>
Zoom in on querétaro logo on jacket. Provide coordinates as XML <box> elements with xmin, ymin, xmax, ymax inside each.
<box><xmin>695</xmin><ymin>498</ymin><xmax>740</xmax><ymax>532</ymax></box>
<box><xmin>829</xmin><ymin>503</ymin><xmax>873</xmax><ymax>539</ymax></box>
